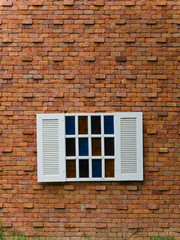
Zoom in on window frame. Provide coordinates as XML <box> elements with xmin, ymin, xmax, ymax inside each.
<box><xmin>37</xmin><ymin>112</ymin><xmax>143</xmax><ymax>182</ymax></box>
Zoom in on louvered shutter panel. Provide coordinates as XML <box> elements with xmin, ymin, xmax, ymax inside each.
<box><xmin>115</xmin><ymin>112</ymin><xmax>143</xmax><ymax>181</ymax></box>
<box><xmin>37</xmin><ymin>114</ymin><xmax>65</xmax><ymax>182</ymax></box>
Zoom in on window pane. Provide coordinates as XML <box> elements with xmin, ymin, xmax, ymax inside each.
<box><xmin>92</xmin><ymin>159</ymin><xmax>102</xmax><ymax>178</ymax></box>
<box><xmin>79</xmin><ymin>138</ymin><xmax>89</xmax><ymax>156</ymax></box>
<box><xmin>66</xmin><ymin>160</ymin><xmax>76</xmax><ymax>178</ymax></box>
<box><xmin>105</xmin><ymin>159</ymin><xmax>114</xmax><ymax>178</ymax></box>
<box><xmin>91</xmin><ymin>116</ymin><xmax>101</xmax><ymax>134</ymax></box>
<box><xmin>66</xmin><ymin>138</ymin><xmax>75</xmax><ymax>156</ymax></box>
<box><xmin>104</xmin><ymin>116</ymin><xmax>114</xmax><ymax>134</ymax></box>
<box><xmin>92</xmin><ymin>138</ymin><xmax>101</xmax><ymax>156</ymax></box>
<box><xmin>65</xmin><ymin>116</ymin><xmax>75</xmax><ymax>135</ymax></box>
<box><xmin>79</xmin><ymin>160</ymin><xmax>89</xmax><ymax>178</ymax></box>
<box><xmin>104</xmin><ymin>138</ymin><xmax>114</xmax><ymax>156</ymax></box>
<box><xmin>78</xmin><ymin>116</ymin><xmax>88</xmax><ymax>134</ymax></box>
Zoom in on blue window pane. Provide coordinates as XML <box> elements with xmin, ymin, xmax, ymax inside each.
<box><xmin>104</xmin><ymin>116</ymin><xmax>114</xmax><ymax>134</ymax></box>
<box><xmin>79</xmin><ymin>138</ymin><xmax>89</xmax><ymax>156</ymax></box>
<box><xmin>92</xmin><ymin>159</ymin><xmax>102</xmax><ymax>178</ymax></box>
<box><xmin>66</xmin><ymin>116</ymin><xmax>75</xmax><ymax>135</ymax></box>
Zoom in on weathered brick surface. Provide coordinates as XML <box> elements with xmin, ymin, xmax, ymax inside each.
<box><xmin>0</xmin><ymin>0</ymin><xmax>179</xmax><ymax>239</ymax></box>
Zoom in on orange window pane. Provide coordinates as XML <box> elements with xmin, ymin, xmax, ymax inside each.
<box><xmin>105</xmin><ymin>159</ymin><xmax>114</xmax><ymax>178</ymax></box>
<box><xmin>66</xmin><ymin>160</ymin><xmax>76</xmax><ymax>178</ymax></box>
<box><xmin>92</xmin><ymin>138</ymin><xmax>101</xmax><ymax>156</ymax></box>
<box><xmin>78</xmin><ymin>116</ymin><xmax>88</xmax><ymax>134</ymax></box>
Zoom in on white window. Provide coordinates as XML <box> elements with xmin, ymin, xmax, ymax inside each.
<box><xmin>37</xmin><ymin>112</ymin><xmax>143</xmax><ymax>182</ymax></box>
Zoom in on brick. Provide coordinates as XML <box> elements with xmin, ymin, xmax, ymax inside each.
<box><xmin>94</xmin><ymin>1</ymin><xmax>104</xmax><ymax>6</ymax></box>
<box><xmin>0</xmin><ymin>203</ymin><xmax>3</xmax><ymax>208</ymax></box>
<box><xmin>147</xmin><ymin>57</ymin><xmax>158</xmax><ymax>62</ymax></box>
<box><xmin>23</xmin><ymin>93</ymin><xmax>34</xmax><ymax>98</ymax></box>
<box><xmin>116</xmin><ymin>19</ymin><xmax>126</xmax><ymax>25</ymax></box>
<box><xmin>177</xmin><ymin>56</ymin><xmax>180</xmax><ymax>61</ymax></box>
<box><xmin>115</xmin><ymin>56</ymin><xmax>127</xmax><ymax>62</ymax></box>
<box><xmin>148</xmin><ymin>167</ymin><xmax>159</xmax><ymax>172</ymax></box>
<box><xmin>86</xmin><ymin>204</ymin><xmax>96</xmax><ymax>209</ymax></box>
<box><xmin>158</xmin><ymin>186</ymin><xmax>170</xmax><ymax>191</ymax></box>
<box><xmin>2</xmin><ymin>147</ymin><xmax>13</xmax><ymax>153</ymax></box>
<box><xmin>117</xmin><ymin>204</ymin><xmax>128</xmax><ymax>210</ymax></box>
<box><xmin>146</xmin><ymin>20</ymin><xmax>157</xmax><ymax>25</ymax></box>
<box><xmin>0</xmin><ymin>129</ymin><xmax>2</xmax><ymax>134</ymax></box>
<box><xmin>33</xmin><ymin>38</ymin><xmax>44</xmax><ymax>43</ymax></box>
<box><xmin>63</xmin><ymin>0</ymin><xmax>74</xmax><ymax>6</ymax></box>
<box><xmin>2</xmin><ymin>1</ymin><xmax>13</xmax><ymax>7</ymax></box>
<box><xmin>21</xmin><ymin>56</ymin><xmax>33</xmax><ymax>62</ymax></box>
<box><xmin>148</xmin><ymin>93</ymin><xmax>158</xmax><ymax>98</ymax></box>
<box><xmin>2</xmin><ymin>184</ymin><xmax>13</xmax><ymax>190</ymax></box>
<box><xmin>156</xmin><ymin>38</ymin><xmax>167</xmax><ymax>43</ymax></box>
<box><xmin>2</xmin><ymin>37</ymin><xmax>13</xmax><ymax>43</ymax></box>
<box><xmin>125</xmin><ymin>37</ymin><xmax>136</xmax><ymax>43</ymax></box>
<box><xmin>63</xmin><ymin>38</ymin><xmax>75</xmax><ymax>43</ymax></box>
<box><xmin>32</xmin><ymin>1</ymin><xmax>43</xmax><ymax>6</ymax></box>
<box><xmin>94</xmin><ymin>37</ymin><xmax>105</xmax><ymax>43</ymax></box>
<box><xmin>95</xmin><ymin>185</ymin><xmax>106</xmax><ymax>191</ymax></box>
<box><xmin>147</xmin><ymin>128</ymin><xmax>157</xmax><ymax>135</ymax></box>
<box><xmin>126</xmin><ymin>75</ymin><xmax>137</xmax><ymax>80</ymax></box>
<box><xmin>53</xmin><ymin>57</ymin><xmax>64</xmax><ymax>62</ymax></box>
<box><xmin>53</xmin><ymin>20</ymin><xmax>64</xmax><ymax>25</ymax></box>
<box><xmin>84</xmin><ymin>20</ymin><xmax>95</xmax><ymax>25</ymax></box>
<box><xmin>55</xmin><ymin>204</ymin><xmax>65</xmax><ymax>209</ymax></box>
<box><xmin>33</xmin><ymin>222</ymin><xmax>44</xmax><ymax>228</ymax></box>
<box><xmin>157</xmin><ymin>112</ymin><xmax>168</xmax><ymax>117</ymax></box>
<box><xmin>116</xmin><ymin>92</ymin><xmax>127</xmax><ymax>98</ymax></box>
<box><xmin>22</xmin><ymin>19</ymin><xmax>33</xmax><ymax>25</ymax></box>
<box><xmin>0</xmin><ymin>166</ymin><xmax>3</xmax><ymax>172</ymax></box>
<box><xmin>127</xmin><ymin>185</ymin><xmax>138</xmax><ymax>191</ymax></box>
<box><xmin>54</xmin><ymin>93</ymin><xmax>64</xmax><ymax>98</ymax></box>
<box><xmin>159</xmin><ymin>223</ymin><xmax>169</xmax><ymax>228</ymax></box>
<box><xmin>65</xmin><ymin>74</ymin><xmax>75</xmax><ymax>80</ymax></box>
<box><xmin>85</xmin><ymin>92</ymin><xmax>96</xmax><ymax>98</ymax></box>
<box><xmin>23</xmin><ymin>166</ymin><xmax>34</xmax><ymax>172</ymax></box>
<box><xmin>23</xmin><ymin>203</ymin><xmax>34</xmax><ymax>209</ymax></box>
<box><xmin>33</xmin><ymin>185</ymin><xmax>44</xmax><ymax>190</ymax></box>
<box><xmin>128</xmin><ymin>223</ymin><xmax>139</xmax><ymax>229</ymax></box>
<box><xmin>64</xmin><ymin>223</ymin><xmax>75</xmax><ymax>228</ymax></box>
<box><xmin>2</xmin><ymin>222</ymin><xmax>12</xmax><ymax>228</ymax></box>
<box><xmin>64</xmin><ymin>185</ymin><xmax>75</xmax><ymax>191</ymax></box>
<box><xmin>125</xmin><ymin>1</ymin><xmax>136</xmax><ymax>6</ymax></box>
<box><xmin>96</xmin><ymin>223</ymin><xmax>107</xmax><ymax>229</ymax></box>
<box><xmin>33</xmin><ymin>75</ymin><xmax>43</xmax><ymax>80</ymax></box>
<box><xmin>2</xmin><ymin>74</ymin><xmax>13</xmax><ymax>79</ymax></box>
<box><xmin>84</xmin><ymin>56</ymin><xmax>96</xmax><ymax>62</ymax></box>
<box><xmin>148</xmin><ymin>204</ymin><xmax>159</xmax><ymax>210</ymax></box>
<box><xmin>95</xmin><ymin>74</ymin><xmax>106</xmax><ymax>80</ymax></box>
<box><xmin>158</xmin><ymin>148</ymin><xmax>169</xmax><ymax>153</ymax></box>
<box><xmin>156</xmin><ymin>1</ymin><xmax>167</xmax><ymax>6</ymax></box>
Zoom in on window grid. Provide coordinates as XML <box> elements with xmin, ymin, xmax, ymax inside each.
<box><xmin>65</xmin><ymin>113</ymin><xmax>115</xmax><ymax>180</ymax></box>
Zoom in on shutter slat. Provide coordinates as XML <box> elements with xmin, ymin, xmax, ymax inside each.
<box><xmin>121</xmin><ymin>118</ymin><xmax>137</xmax><ymax>175</ymax></box>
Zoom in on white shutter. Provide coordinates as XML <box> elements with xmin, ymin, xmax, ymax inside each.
<box><xmin>37</xmin><ymin>114</ymin><xmax>65</xmax><ymax>182</ymax></box>
<box><xmin>115</xmin><ymin>112</ymin><xmax>143</xmax><ymax>181</ymax></box>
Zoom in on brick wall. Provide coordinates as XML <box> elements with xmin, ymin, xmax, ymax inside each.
<box><xmin>0</xmin><ymin>0</ymin><xmax>179</xmax><ymax>239</ymax></box>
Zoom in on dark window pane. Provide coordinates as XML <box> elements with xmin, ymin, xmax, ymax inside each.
<box><xmin>105</xmin><ymin>159</ymin><xmax>114</xmax><ymax>178</ymax></box>
<box><xmin>65</xmin><ymin>116</ymin><xmax>75</xmax><ymax>135</ymax></box>
<box><xmin>78</xmin><ymin>116</ymin><xmax>88</xmax><ymax>134</ymax></box>
<box><xmin>66</xmin><ymin>138</ymin><xmax>75</xmax><ymax>156</ymax></box>
<box><xmin>104</xmin><ymin>138</ymin><xmax>114</xmax><ymax>156</ymax></box>
<box><xmin>79</xmin><ymin>138</ymin><xmax>89</xmax><ymax>156</ymax></box>
<box><xmin>91</xmin><ymin>116</ymin><xmax>101</xmax><ymax>134</ymax></box>
<box><xmin>92</xmin><ymin>159</ymin><xmax>102</xmax><ymax>178</ymax></box>
<box><xmin>66</xmin><ymin>160</ymin><xmax>76</xmax><ymax>178</ymax></box>
<box><xmin>92</xmin><ymin>138</ymin><xmax>101</xmax><ymax>156</ymax></box>
<box><xmin>79</xmin><ymin>160</ymin><xmax>89</xmax><ymax>178</ymax></box>
<box><xmin>104</xmin><ymin>116</ymin><xmax>114</xmax><ymax>134</ymax></box>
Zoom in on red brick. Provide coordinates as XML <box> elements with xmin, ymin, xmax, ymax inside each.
<box><xmin>94</xmin><ymin>1</ymin><xmax>104</xmax><ymax>6</ymax></box>
<box><xmin>147</xmin><ymin>56</ymin><xmax>158</xmax><ymax>62</ymax></box>
<box><xmin>55</xmin><ymin>204</ymin><xmax>65</xmax><ymax>209</ymax></box>
<box><xmin>95</xmin><ymin>74</ymin><xmax>106</xmax><ymax>80</ymax></box>
<box><xmin>32</xmin><ymin>1</ymin><xmax>43</xmax><ymax>6</ymax></box>
<box><xmin>115</xmin><ymin>56</ymin><xmax>127</xmax><ymax>62</ymax></box>
<box><xmin>96</xmin><ymin>223</ymin><xmax>107</xmax><ymax>229</ymax></box>
<box><xmin>63</xmin><ymin>0</ymin><xmax>74</xmax><ymax>6</ymax></box>
<box><xmin>53</xmin><ymin>20</ymin><xmax>64</xmax><ymax>25</ymax></box>
<box><xmin>86</xmin><ymin>204</ymin><xmax>96</xmax><ymax>209</ymax></box>
<box><xmin>2</xmin><ymin>1</ymin><xmax>13</xmax><ymax>7</ymax></box>
<box><xmin>117</xmin><ymin>204</ymin><xmax>128</xmax><ymax>210</ymax></box>
<box><xmin>147</xmin><ymin>128</ymin><xmax>158</xmax><ymax>135</ymax></box>
<box><xmin>148</xmin><ymin>204</ymin><xmax>159</xmax><ymax>210</ymax></box>
<box><xmin>159</xmin><ymin>223</ymin><xmax>169</xmax><ymax>228</ymax></box>
<box><xmin>95</xmin><ymin>185</ymin><xmax>106</xmax><ymax>191</ymax></box>
<box><xmin>84</xmin><ymin>56</ymin><xmax>96</xmax><ymax>62</ymax></box>
<box><xmin>158</xmin><ymin>148</ymin><xmax>169</xmax><ymax>153</ymax></box>
<box><xmin>23</xmin><ymin>166</ymin><xmax>34</xmax><ymax>172</ymax></box>
<box><xmin>127</xmin><ymin>185</ymin><xmax>138</xmax><ymax>191</ymax></box>
<box><xmin>65</xmin><ymin>74</ymin><xmax>75</xmax><ymax>80</ymax></box>
<box><xmin>156</xmin><ymin>1</ymin><xmax>167</xmax><ymax>6</ymax></box>
<box><xmin>23</xmin><ymin>203</ymin><xmax>34</xmax><ymax>209</ymax></box>
<box><xmin>64</xmin><ymin>185</ymin><xmax>75</xmax><ymax>191</ymax></box>
<box><xmin>116</xmin><ymin>92</ymin><xmax>127</xmax><ymax>98</ymax></box>
<box><xmin>0</xmin><ymin>203</ymin><xmax>3</xmax><ymax>208</ymax></box>
<box><xmin>21</xmin><ymin>56</ymin><xmax>33</xmax><ymax>62</ymax></box>
<box><xmin>53</xmin><ymin>57</ymin><xmax>64</xmax><ymax>62</ymax></box>
<box><xmin>2</xmin><ymin>37</ymin><xmax>13</xmax><ymax>43</ymax></box>
<box><xmin>94</xmin><ymin>37</ymin><xmax>105</xmax><ymax>43</ymax></box>
<box><xmin>2</xmin><ymin>74</ymin><xmax>13</xmax><ymax>79</ymax></box>
<box><xmin>84</xmin><ymin>20</ymin><xmax>95</xmax><ymax>25</ymax></box>
<box><xmin>116</xmin><ymin>19</ymin><xmax>126</xmax><ymax>25</ymax></box>
<box><xmin>156</xmin><ymin>38</ymin><xmax>167</xmax><ymax>43</ymax></box>
<box><xmin>125</xmin><ymin>1</ymin><xmax>136</xmax><ymax>6</ymax></box>
<box><xmin>22</xmin><ymin>19</ymin><xmax>33</xmax><ymax>25</ymax></box>
<box><xmin>33</xmin><ymin>222</ymin><xmax>44</xmax><ymax>228</ymax></box>
<box><xmin>2</xmin><ymin>147</ymin><xmax>13</xmax><ymax>153</ymax></box>
<box><xmin>148</xmin><ymin>93</ymin><xmax>158</xmax><ymax>98</ymax></box>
